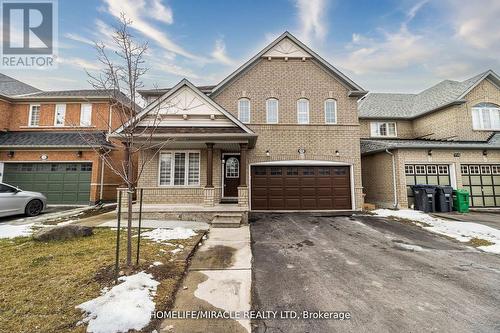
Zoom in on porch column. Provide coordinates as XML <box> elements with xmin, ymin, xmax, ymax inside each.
<box><xmin>206</xmin><ymin>142</ymin><xmax>214</xmax><ymax>188</ymax></box>
<box><xmin>239</xmin><ymin>143</ymin><xmax>248</xmax><ymax>186</ymax></box>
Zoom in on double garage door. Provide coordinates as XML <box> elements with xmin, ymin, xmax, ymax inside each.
<box><xmin>251</xmin><ymin>165</ymin><xmax>352</xmax><ymax>210</ymax></box>
<box><xmin>2</xmin><ymin>163</ymin><xmax>92</xmax><ymax>204</ymax></box>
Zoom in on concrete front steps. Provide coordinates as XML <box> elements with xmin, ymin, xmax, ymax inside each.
<box><xmin>211</xmin><ymin>212</ymin><xmax>243</xmax><ymax>228</ymax></box>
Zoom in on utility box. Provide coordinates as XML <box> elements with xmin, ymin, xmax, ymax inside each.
<box><xmin>453</xmin><ymin>189</ymin><xmax>470</xmax><ymax>213</ymax></box>
<box><xmin>436</xmin><ymin>186</ymin><xmax>453</xmax><ymax>212</ymax></box>
<box><xmin>411</xmin><ymin>185</ymin><xmax>437</xmax><ymax>213</ymax></box>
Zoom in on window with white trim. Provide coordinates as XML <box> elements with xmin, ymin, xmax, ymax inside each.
<box><xmin>324</xmin><ymin>99</ymin><xmax>337</xmax><ymax>124</ymax></box>
<box><xmin>238</xmin><ymin>98</ymin><xmax>250</xmax><ymax>123</ymax></box>
<box><xmin>297</xmin><ymin>99</ymin><xmax>309</xmax><ymax>124</ymax></box>
<box><xmin>370</xmin><ymin>122</ymin><xmax>397</xmax><ymax>137</ymax></box>
<box><xmin>159</xmin><ymin>151</ymin><xmax>200</xmax><ymax>186</ymax></box>
<box><xmin>225</xmin><ymin>157</ymin><xmax>239</xmax><ymax>178</ymax></box>
<box><xmin>29</xmin><ymin>104</ymin><xmax>41</xmax><ymax>126</ymax></box>
<box><xmin>54</xmin><ymin>104</ymin><xmax>66</xmax><ymax>126</ymax></box>
<box><xmin>266</xmin><ymin>98</ymin><xmax>278</xmax><ymax>124</ymax></box>
<box><xmin>80</xmin><ymin>103</ymin><xmax>92</xmax><ymax>127</ymax></box>
<box><xmin>472</xmin><ymin>103</ymin><xmax>500</xmax><ymax>130</ymax></box>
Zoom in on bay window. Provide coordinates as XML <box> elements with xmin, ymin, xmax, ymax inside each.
<box><xmin>472</xmin><ymin>103</ymin><xmax>500</xmax><ymax>130</ymax></box>
<box><xmin>159</xmin><ymin>151</ymin><xmax>200</xmax><ymax>186</ymax></box>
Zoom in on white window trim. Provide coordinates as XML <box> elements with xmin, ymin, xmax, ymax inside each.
<box><xmin>324</xmin><ymin>99</ymin><xmax>337</xmax><ymax>124</ymax></box>
<box><xmin>80</xmin><ymin>103</ymin><xmax>92</xmax><ymax>127</ymax></box>
<box><xmin>370</xmin><ymin>121</ymin><xmax>397</xmax><ymax>137</ymax></box>
<box><xmin>472</xmin><ymin>105</ymin><xmax>500</xmax><ymax>130</ymax></box>
<box><xmin>28</xmin><ymin>104</ymin><xmax>41</xmax><ymax>127</ymax></box>
<box><xmin>266</xmin><ymin>98</ymin><xmax>279</xmax><ymax>124</ymax></box>
<box><xmin>54</xmin><ymin>104</ymin><xmax>66</xmax><ymax>126</ymax></box>
<box><xmin>238</xmin><ymin>98</ymin><xmax>251</xmax><ymax>124</ymax></box>
<box><xmin>158</xmin><ymin>150</ymin><xmax>201</xmax><ymax>187</ymax></box>
<box><xmin>297</xmin><ymin>99</ymin><xmax>309</xmax><ymax>124</ymax></box>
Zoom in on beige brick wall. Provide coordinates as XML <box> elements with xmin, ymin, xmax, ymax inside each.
<box><xmin>361</xmin><ymin>152</ymin><xmax>395</xmax><ymax>207</ymax></box>
<box><xmin>413</xmin><ymin>79</ymin><xmax>500</xmax><ymax>141</ymax></box>
<box><xmin>359</xmin><ymin>119</ymin><xmax>414</xmax><ymax>139</ymax></box>
<box><xmin>363</xmin><ymin>148</ymin><xmax>500</xmax><ymax>209</ymax></box>
<box><xmin>213</xmin><ymin>58</ymin><xmax>363</xmax><ymax>210</ymax></box>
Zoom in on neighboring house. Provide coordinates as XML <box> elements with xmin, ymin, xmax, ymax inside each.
<box><xmin>0</xmin><ymin>73</ymin><xmax>133</xmax><ymax>204</ymax></box>
<box><xmin>359</xmin><ymin>70</ymin><xmax>500</xmax><ymax>209</ymax></box>
<box><xmin>121</xmin><ymin>32</ymin><xmax>367</xmax><ymax>217</ymax></box>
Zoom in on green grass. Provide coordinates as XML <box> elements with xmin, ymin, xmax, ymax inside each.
<box><xmin>0</xmin><ymin>228</ymin><xmax>201</xmax><ymax>333</ymax></box>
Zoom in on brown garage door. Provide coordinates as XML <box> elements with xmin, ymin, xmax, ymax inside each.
<box><xmin>251</xmin><ymin>166</ymin><xmax>352</xmax><ymax>210</ymax></box>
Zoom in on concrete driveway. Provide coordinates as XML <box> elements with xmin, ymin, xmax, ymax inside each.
<box><xmin>250</xmin><ymin>213</ymin><xmax>500</xmax><ymax>333</ymax></box>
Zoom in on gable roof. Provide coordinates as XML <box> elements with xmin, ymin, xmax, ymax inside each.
<box><xmin>359</xmin><ymin>70</ymin><xmax>500</xmax><ymax>119</ymax></box>
<box><xmin>138</xmin><ymin>85</ymin><xmax>215</xmax><ymax>98</ymax></box>
<box><xmin>0</xmin><ymin>73</ymin><xmax>40</xmax><ymax>97</ymax></box>
<box><xmin>114</xmin><ymin>79</ymin><xmax>254</xmax><ymax>135</ymax></box>
<box><xmin>209</xmin><ymin>31</ymin><xmax>367</xmax><ymax>97</ymax></box>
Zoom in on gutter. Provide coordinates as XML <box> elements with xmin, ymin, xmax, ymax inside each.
<box><xmin>385</xmin><ymin>149</ymin><xmax>398</xmax><ymax>209</ymax></box>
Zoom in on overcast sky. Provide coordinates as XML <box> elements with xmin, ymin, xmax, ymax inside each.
<box><xmin>3</xmin><ymin>0</ymin><xmax>499</xmax><ymax>93</ymax></box>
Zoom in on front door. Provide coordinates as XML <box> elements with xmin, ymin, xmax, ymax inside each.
<box><xmin>223</xmin><ymin>155</ymin><xmax>240</xmax><ymax>198</ymax></box>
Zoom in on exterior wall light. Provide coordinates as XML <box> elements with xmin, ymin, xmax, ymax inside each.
<box><xmin>265</xmin><ymin>150</ymin><xmax>270</xmax><ymax>157</ymax></box>
<box><xmin>7</xmin><ymin>151</ymin><xmax>14</xmax><ymax>158</ymax></box>
<box><xmin>335</xmin><ymin>150</ymin><xmax>340</xmax><ymax>157</ymax></box>
<box><xmin>77</xmin><ymin>151</ymin><xmax>83</xmax><ymax>158</ymax></box>
<box><xmin>483</xmin><ymin>150</ymin><xmax>488</xmax><ymax>156</ymax></box>
<box><xmin>427</xmin><ymin>149</ymin><xmax>433</xmax><ymax>156</ymax></box>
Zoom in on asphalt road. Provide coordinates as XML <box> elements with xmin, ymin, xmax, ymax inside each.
<box><xmin>250</xmin><ymin>213</ymin><xmax>500</xmax><ymax>333</ymax></box>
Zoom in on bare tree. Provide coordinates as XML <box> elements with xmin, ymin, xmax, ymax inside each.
<box><xmin>79</xmin><ymin>14</ymin><xmax>173</xmax><ymax>267</ymax></box>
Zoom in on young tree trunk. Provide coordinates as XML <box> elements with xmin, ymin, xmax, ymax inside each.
<box><xmin>124</xmin><ymin>142</ymin><xmax>133</xmax><ymax>266</ymax></box>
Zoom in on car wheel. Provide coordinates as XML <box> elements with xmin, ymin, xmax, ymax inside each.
<box><xmin>25</xmin><ymin>199</ymin><xmax>43</xmax><ymax>217</ymax></box>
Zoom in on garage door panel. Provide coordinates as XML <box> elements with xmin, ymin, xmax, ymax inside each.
<box><xmin>251</xmin><ymin>165</ymin><xmax>351</xmax><ymax>210</ymax></box>
<box><xmin>3</xmin><ymin>163</ymin><xmax>91</xmax><ymax>204</ymax></box>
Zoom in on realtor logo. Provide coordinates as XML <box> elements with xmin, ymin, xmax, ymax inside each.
<box><xmin>1</xmin><ymin>0</ymin><xmax>57</xmax><ymax>68</ymax></box>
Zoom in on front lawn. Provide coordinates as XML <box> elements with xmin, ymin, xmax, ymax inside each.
<box><xmin>0</xmin><ymin>227</ymin><xmax>202</xmax><ymax>333</ymax></box>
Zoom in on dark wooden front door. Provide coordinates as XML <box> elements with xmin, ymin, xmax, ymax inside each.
<box><xmin>223</xmin><ymin>155</ymin><xmax>240</xmax><ymax>197</ymax></box>
<box><xmin>251</xmin><ymin>166</ymin><xmax>352</xmax><ymax>210</ymax></box>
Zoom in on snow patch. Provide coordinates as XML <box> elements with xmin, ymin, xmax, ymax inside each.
<box><xmin>0</xmin><ymin>223</ymin><xmax>34</xmax><ymax>239</ymax></box>
<box><xmin>171</xmin><ymin>248</ymin><xmax>182</xmax><ymax>254</ymax></box>
<box><xmin>374</xmin><ymin>209</ymin><xmax>500</xmax><ymax>254</ymax></box>
<box><xmin>141</xmin><ymin>227</ymin><xmax>196</xmax><ymax>243</ymax></box>
<box><xmin>150</xmin><ymin>261</ymin><xmax>163</xmax><ymax>267</ymax></box>
<box><xmin>76</xmin><ymin>272</ymin><xmax>159</xmax><ymax>333</ymax></box>
<box><xmin>394</xmin><ymin>242</ymin><xmax>427</xmax><ymax>252</ymax></box>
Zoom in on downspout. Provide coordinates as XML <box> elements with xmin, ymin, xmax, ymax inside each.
<box><xmin>385</xmin><ymin>149</ymin><xmax>398</xmax><ymax>209</ymax></box>
<box><xmin>99</xmin><ymin>148</ymin><xmax>111</xmax><ymax>202</ymax></box>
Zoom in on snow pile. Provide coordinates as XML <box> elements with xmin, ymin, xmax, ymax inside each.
<box><xmin>77</xmin><ymin>272</ymin><xmax>159</xmax><ymax>333</ymax></box>
<box><xmin>374</xmin><ymin>209</ymin><xmax>500</xmax><ymax>253</ymax></box>
<box><xmin>0</xmin><ymin>223</ymin><xmax>34</xmax><ymax>239</ymax></box>
<box><xmin>141</xmin><ymin>227</ymin><xmax>196</xmax><ymax>243</ymax></box>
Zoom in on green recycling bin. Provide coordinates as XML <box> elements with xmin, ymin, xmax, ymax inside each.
<box><xmin>453</xmin><ymin>189</ymin><xmax>470</xmax><ymax>213</ymax></box>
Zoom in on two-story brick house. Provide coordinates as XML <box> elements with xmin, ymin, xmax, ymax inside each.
<box><xmin>118</xmin><ymin>32</ymin><xmax>367</xmax><ymax>219</ymax></box>
<box><xmin>359</xmin><ymin>70</ymin><xmax>500</xmax><ymax>208</ymax></box>
<box><xmin>0</xmin><ymin>73</ymin><xmax>133</xmax><ymax>204</ymax></box>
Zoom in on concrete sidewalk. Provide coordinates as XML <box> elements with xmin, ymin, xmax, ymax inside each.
<box><xmin>160</xmin><ymin>227</ymin><xmax>252</xmax><ymax>333</ymax></box>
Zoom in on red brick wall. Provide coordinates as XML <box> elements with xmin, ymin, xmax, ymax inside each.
<box><xmin>0</xmin><ymin>99</ymin><xmax>13</xmax><ymax>131</ymax></box>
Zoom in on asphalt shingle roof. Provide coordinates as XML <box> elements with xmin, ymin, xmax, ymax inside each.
<box><xmin>0</xmin><ymin>131</ymin><xmax>111</xmax><ymax>148</ymax></box>
<box><xmin>358</xmin><ymin>70</ymin><xmax>499</xmax><ymax>119</ymax></box>
<box><xmin>360</xmin><ymin>133</ymin><xmax>500</xmax><ymax>155</ymax></box>
<box><xmin>0</xmin><ymin>73</ymin><xmax>41</xmax><ymax>97</ymax></box>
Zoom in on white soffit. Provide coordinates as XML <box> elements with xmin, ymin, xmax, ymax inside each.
<box><xmin>262</xmin><ymin>37</ymin><xmax>312</xmax><ymax>59</ymax></box>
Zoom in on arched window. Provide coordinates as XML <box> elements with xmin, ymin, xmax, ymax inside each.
<box><xmin>472</xmin><ymin>103</ymin><xmax>500</xmax><ymax>130</ymax></box>
<box><xmin>225</xmin><ymin>157</ymin><xmax>239</xmax><ymax>178</ymax></box>
<box><xmin>324</xmin><ymin>99</ymin><xmax>337</xmax><ymax>124</ymax></box>
<box><xmin>297</xmin><ymin>98</ymin><xmax>309</xmax><ymax>124</ymax></box>
<box><xmin>266</xmin><ymin>98</ymin><xmax>279</xmax><ymax>123</ymax></box>
<box><xmin>238</xmin><ymin>98</ymin><xmax>250</xmax><ymax>123</ymax></box>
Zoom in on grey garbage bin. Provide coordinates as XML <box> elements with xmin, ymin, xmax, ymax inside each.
<box><xmin>436</xmin><ymin>186</ymin><xmax>453</xmax><ymax>212</ymax></box>
<box><xmin>411</xmin><ymin>185</ymin><xmax>437</xmax><ymax>213</ymax></box>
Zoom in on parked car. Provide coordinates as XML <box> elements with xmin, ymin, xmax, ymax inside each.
<box><xmin>0</xmin><ymin>182</ymin><xmax>47</xmax><ymax>217</ymax></box>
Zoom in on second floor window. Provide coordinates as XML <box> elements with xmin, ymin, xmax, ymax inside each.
<box><xmin>266</xmin><ymin>98</ymin><xmax>278</xmax><ymax>123</ymax></box>
<box><xmin>324</xmin><ymin>99</ymin><xmax>337</xmax><ymax>124</ymax></box>
<box><xmin>297</xmin><ymin>99</ymin><xmax>309</xmax><ymax>124</ymax></box>
<box><xmin>238</xmin><ymin>98</ymin><xmax>250</xmax><ymax>123</ymax></box>
<box><xmin>54</xmin><ymin>104</ymin><xmax>66</xmax><ymax>126</ymax></box>
<box><xmin>472</xmin><ymin>103</ymin><xmax>500</xmax><ymax>130</ymax></box>
<box><xmin>29</xmin><ymin>105</ymin><xmax>40</xmax><ymax>126</ymax></box>
<box><xmin>80</xmin><ymin>104</ymin><xmax>92</xmax><ymax>127</ymax></box>
<box><xmin>371</xmin><ymin>122</ymin><xmax>397</xmax><ymax>137</ymax></box>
